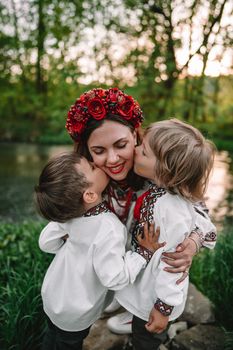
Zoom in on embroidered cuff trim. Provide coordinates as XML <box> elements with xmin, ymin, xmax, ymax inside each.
<box><xmin>192</xmin><ymin>226</ymin><xmax>205</xmax><ymax>246</ymax></box>
<box><xmin>154</xmin><ymin>298</ymin><xmax>174</xmax><ymax>316</ymax></box>
<box><xmin>204</xmin><ymin>231</ymin><xmax>217</xmax><ymax>242</ymax></box>
<box><xmin>135</xmin><ymin>245</ymin><xmax>154</xmax><ymax>263</ymax></box>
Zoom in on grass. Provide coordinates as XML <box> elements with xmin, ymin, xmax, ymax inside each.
<box><xmin>1</xmin><ymin>219</ymin><xmax>233</xmax><ymax>349</ymax></box>
<box><xmin>190</xmin><ymin>221</ymin><xmax>233</xmax><ymax>332</ymax></box>
<box><xmin>0</xmin><ymin>221</ymin><xmax>51</xmax><ymax>350</ymax></box>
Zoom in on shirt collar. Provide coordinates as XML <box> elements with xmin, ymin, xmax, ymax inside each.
<box><xmin>83</xmin><ymin>201</ymin><xmax>111</xmax><ymax>217</ymax></box>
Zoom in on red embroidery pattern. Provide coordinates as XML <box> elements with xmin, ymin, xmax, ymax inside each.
<box><xmin>131</xmin><ymin>183</ymin><xmax>166</xmax><ymax>251</ymax></box>
<box><xmin>154</xmin><ymin>298</ymin><xmax>174</xmax><ymax>316</ymax></box>
<box><xmin>83</xmin><ymin>201</ymin><xmax>111</xmax><ymax>217</ymax></box>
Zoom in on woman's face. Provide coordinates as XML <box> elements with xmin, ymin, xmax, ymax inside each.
<box><xmin>87</xmin><ymin>120</ymin><xmax>136</xmax><ymax>181</ymax></box>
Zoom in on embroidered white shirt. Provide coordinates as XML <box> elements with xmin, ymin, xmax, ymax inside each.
<box><xmin>115</xmin><ymin>191</ymin><xmax>216</xmax><ymax>322</ymax></box>
<box><xmin>39</xmin><ymin>208</ymin><xmax>147</xmax><ymax>331</ymax></box>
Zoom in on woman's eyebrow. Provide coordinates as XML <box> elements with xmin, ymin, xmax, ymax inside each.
<box><xmin>89</xmin><ymin>145</ymin><xmax>104</xmax><ymax>149</ymax></box>
<box><xmin>90</xmin><ymin>138</ymin><xmax>127</xmax><ymax>148</ymax></box>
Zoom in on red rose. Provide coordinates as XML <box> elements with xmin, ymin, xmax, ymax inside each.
<box><xmin>87</xmin><ymin>98</ymin><xmax>106</xmax><ymax>120</ymax></box>
<box><xmin>71</xmin><ymin>122</ymin><xmax>85</xmax><ymax>134</ymax></box>
<box><xmin>117</xmin><ymin>96</ymin><xmax>134</xmax><ymax>119</ymax></box>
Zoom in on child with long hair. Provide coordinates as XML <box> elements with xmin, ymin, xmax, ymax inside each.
<box><xmin>115</xmin><ymin>119</ymin><xmax>216</xmax><ymax>350</ymax></box>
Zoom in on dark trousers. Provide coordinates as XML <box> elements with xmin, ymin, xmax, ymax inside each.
<box><xmin>42</xmin><ymin>317</ymin><xmax>91</xmax><ymax>350</ymax></box>
<box><xmin>132</xmin><ymin>315</ymin><xmax>168</xmax><ymax>350</ymax></box>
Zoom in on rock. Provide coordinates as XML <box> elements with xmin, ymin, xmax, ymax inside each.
<box><xmin>170</xmin><ymin>324</ymin><xmax>225</xmax><ymax>350</ymax></box>
<box><xmin>159</xmin><ymin>344</ymin><xmax>169</xmax><ymax>350</ymax></box>
<box><xmin>179</xmin><ymin>283</ymin><xmax>215</xmax><ymax>325</ymax></box>
<box><xmin>168</xmin><ymin>321</ymin><xmax>188</xmax><ymax>339</ymax></box>
<box><xmin>83</xmin><ymin>317</ymin><xmax>129</xmax><ymax>350</ymax></box>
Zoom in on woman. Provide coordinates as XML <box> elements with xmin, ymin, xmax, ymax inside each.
<box><xmin>66</xmin><ymin>87</ymin><xmax>216</xmax><ymax>344</ymax></box>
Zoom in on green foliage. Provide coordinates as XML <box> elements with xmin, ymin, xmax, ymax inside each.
<box><xmin>0</xmin><ymin>221</ymin><xmax>51</xmax><ymax>350</ymax></box>
<box><xmin>224</xmin><ymin>331</ymin><xmax>233</xmax><ymax>350</ymax></box>
<box><xmin>190</xmin><ymin>223</ymin><xmax>233</xmax><ymax>332</ymax></box>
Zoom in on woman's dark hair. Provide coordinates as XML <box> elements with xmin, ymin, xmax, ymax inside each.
<box><xmin>34</xmin><ymin>152</ymin><xmax>90</xmax><ymax>222</ymax></box>
<box><xmin>74</xmin><ymin>114</ymin><xmax>145</xmax><ymax>191</ymax></box>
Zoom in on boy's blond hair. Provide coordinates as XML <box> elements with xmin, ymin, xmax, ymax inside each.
<box><xmin>145</xmin><ymin>119</ymin><xmax>216</xmax><ymax>201</ymax></box>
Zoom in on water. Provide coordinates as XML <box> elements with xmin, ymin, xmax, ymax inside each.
<box><xmin>0</xmin><ymin>143</ymin><xmax>72</xmax><ymax>222</ymax></box>
<box><xmin>0</xmin><ymin>142</ymin><xmax>232</xmax><ymax>223</ymax></box>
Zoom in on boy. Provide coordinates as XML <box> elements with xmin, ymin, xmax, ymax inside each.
<box><xmin>35</xmin><ymin>152</ymin><xmax>163</xmax><ymax>350</ymax></box>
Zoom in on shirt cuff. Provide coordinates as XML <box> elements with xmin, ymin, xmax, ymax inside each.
<box><xmin>154</xmin><ymin>298</ymin><xmax>174</xmax><ymax>316</ymax></box>
<box><xmin>135</xmin><ymin>245</ymin><xmax>154</xmax><ymax>263</ymax></box>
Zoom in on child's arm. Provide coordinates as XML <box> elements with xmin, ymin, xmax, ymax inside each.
<box><xmin>147</xmin><ymin>198</ymin><xmax>195</xmax><ymax>333</ymax></box>
<box><xmin>39</xmin><ymin>222</ymin><xmax>68</xmax><ymax>254</ymax></box>
<box><xmin>161</xmin><ymin>205</ymin><xmax>216</xmax><ymax>283</ymax></box>
<box><xmin>93</xmin><ymin>218</ymin><xmax>159</xmax><ymax>291</ymax></box>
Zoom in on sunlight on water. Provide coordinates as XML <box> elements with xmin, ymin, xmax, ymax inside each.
<box><xmin>205</xmin><ymin>151</ymin><xmax>233</xmax><ymax>222</ymax></box>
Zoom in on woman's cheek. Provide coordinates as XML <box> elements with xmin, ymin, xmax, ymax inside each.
<box><xmin>90</xmin><ymin>153</ymin><xmax>104</xmax><ymax>168</ymax></box>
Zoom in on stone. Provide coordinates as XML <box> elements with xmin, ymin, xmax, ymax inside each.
<box><xmin>170</xmin><ymin>324</ymin><xmax>225</xmax><ymax>350</ymax></box>
<box><xmin>179</xmin><ymin>283</ymin><xmax>215</xmax><ymax>325</ymax></box>
<box><xmin>167</xmin><ymin>321</ymin><xmax>188</xmax><ymax>339</ymax></box>
<box><xmin>83</xmin><ymin>317</ymin><xmax>129</xmax><ymax>350</ymax></box>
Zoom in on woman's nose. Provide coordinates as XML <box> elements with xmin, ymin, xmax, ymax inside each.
<box><xmin>106</xmin><ymin>150</ymin><xmax>119</xmax><ymax>164</ymax></box>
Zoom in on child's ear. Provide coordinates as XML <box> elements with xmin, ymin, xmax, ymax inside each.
<box><xmin>83</xmin><ymin>190</ymin><xmax>98</xmax><ymax>204</ymax></box>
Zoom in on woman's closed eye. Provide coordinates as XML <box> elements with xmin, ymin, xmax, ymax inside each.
<box><xmin>91</xmin><ymin>148</ymin><xmax>104</xmax><ymax>155</ymax></box>
<box><xmin>116</xmin><ymin>142</ymin><xmax>127</xmax><ymax>149</ymax></box>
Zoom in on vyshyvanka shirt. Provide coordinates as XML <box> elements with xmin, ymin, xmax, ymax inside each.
<box><xmin>39</xmin><ymin>202</ymin><xmax>147</xmax><ymax>332</ymax></box>
<box><xmin>106</xmin><ymin>181</ymin><xmax>217</xmax><ymax>251</ymax></box>
<box><xmin>115</xmin><ymin>184</ymin><xmax>217</xmax><ymax>322</ymax></box>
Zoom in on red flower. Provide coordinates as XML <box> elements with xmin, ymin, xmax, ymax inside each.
<box><xmin>108</xmin><ymin>88</ymin><xmax>121</xmax><ymax>102</ymax></box>
<box><xmin>71</xmin><ymin>122</ymin><xmax>85</xmax><ymax>134</ymax></box>
<box><xmin>117</xmin><ymin>96</ymin><xmax>134</xmax><ymax>119</ymax></box>
<box><xmin>87</xmin><ymin>98</ymin><xmax>106</xmax><ymax>120</ymax></box>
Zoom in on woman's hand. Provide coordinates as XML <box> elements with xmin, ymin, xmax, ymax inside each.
<box><xmin>137</xmin><ymin>222</ymin><xmax>166</xmax><ymax>253</ymax></box>
<box><xmin>161</xmin><ymin>236</ymin><xmax>197</xmax><ymax>284</ymax></box>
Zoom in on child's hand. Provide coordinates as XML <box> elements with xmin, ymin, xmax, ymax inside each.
<box><xmin>137</xmin><ymin>222</ymin><xmax>166</xmax><ymax>253</ymax></box>
<box><xmin>145</xmin><ymin>308</ymin><xmax>169</xmax><ymax>333</ymax></box>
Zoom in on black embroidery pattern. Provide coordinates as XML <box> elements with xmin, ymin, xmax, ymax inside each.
<box><xmin>204</xmin><ymin>230</ymin><xmax>217</xmax><ymax>242</ymax></box>
<box><xmin>83</xmin><ymin>201</ymin><xmax>111</xmax><ymax>217</ymax></box>
<box><xmin>136</xmin><ymin>245</ymin><xmax>154</xmax><ymax>263</ymax></box>
<box><xmin>131</xmin><ymin>184</ymin><xmax>166</xmax><ymax>251</ymax></box>
<box><xmin>154</xmin><ymin>298</ymin><xmax>174</xmax><ymax>316</ymax></box>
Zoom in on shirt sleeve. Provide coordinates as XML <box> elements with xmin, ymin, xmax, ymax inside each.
<box><xmin>193</xmin><ymin>203</ymin><xmax>217</xmax><ymax>249</ymax></box>
<box><xmin>39</xmin><ymin>222</ymin><xmax>67</xmax><ymax>254</ymax></box>
<box><xmin>153</xmin><ymin>197</ymin><xmax>191</xmax><ymax>308</ymax></box>
<box><xmin>93</xmin><ymin>219</ymin><xmax>147</xmax><ymax>291</ymax></box>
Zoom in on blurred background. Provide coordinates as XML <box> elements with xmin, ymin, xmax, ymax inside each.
<box><xmin>0</xmin><ymin>0</ymin><xmax>232</xmax><ymax>349</ymax></box>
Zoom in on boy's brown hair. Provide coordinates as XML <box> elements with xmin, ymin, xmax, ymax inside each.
<box><xmin>34</xmin><ymin>152</ymin><xmax>90</xmax><ymax>222</ymax></box>
<box><xmin>145</xmin><ymin>119</ymin><xmax>216</xmax><ymax>201</ymax></box>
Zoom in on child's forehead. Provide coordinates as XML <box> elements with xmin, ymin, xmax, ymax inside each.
<box><xmin>75</xmin><ymin>157</ymin><xmax>90</xmax><ymax>171</ymax></box>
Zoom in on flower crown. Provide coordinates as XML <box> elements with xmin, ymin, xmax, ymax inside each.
<box><xmin>66</xmin><ymin>87</ymin><xmax>144</xmax><ymax>141</ymax></box>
